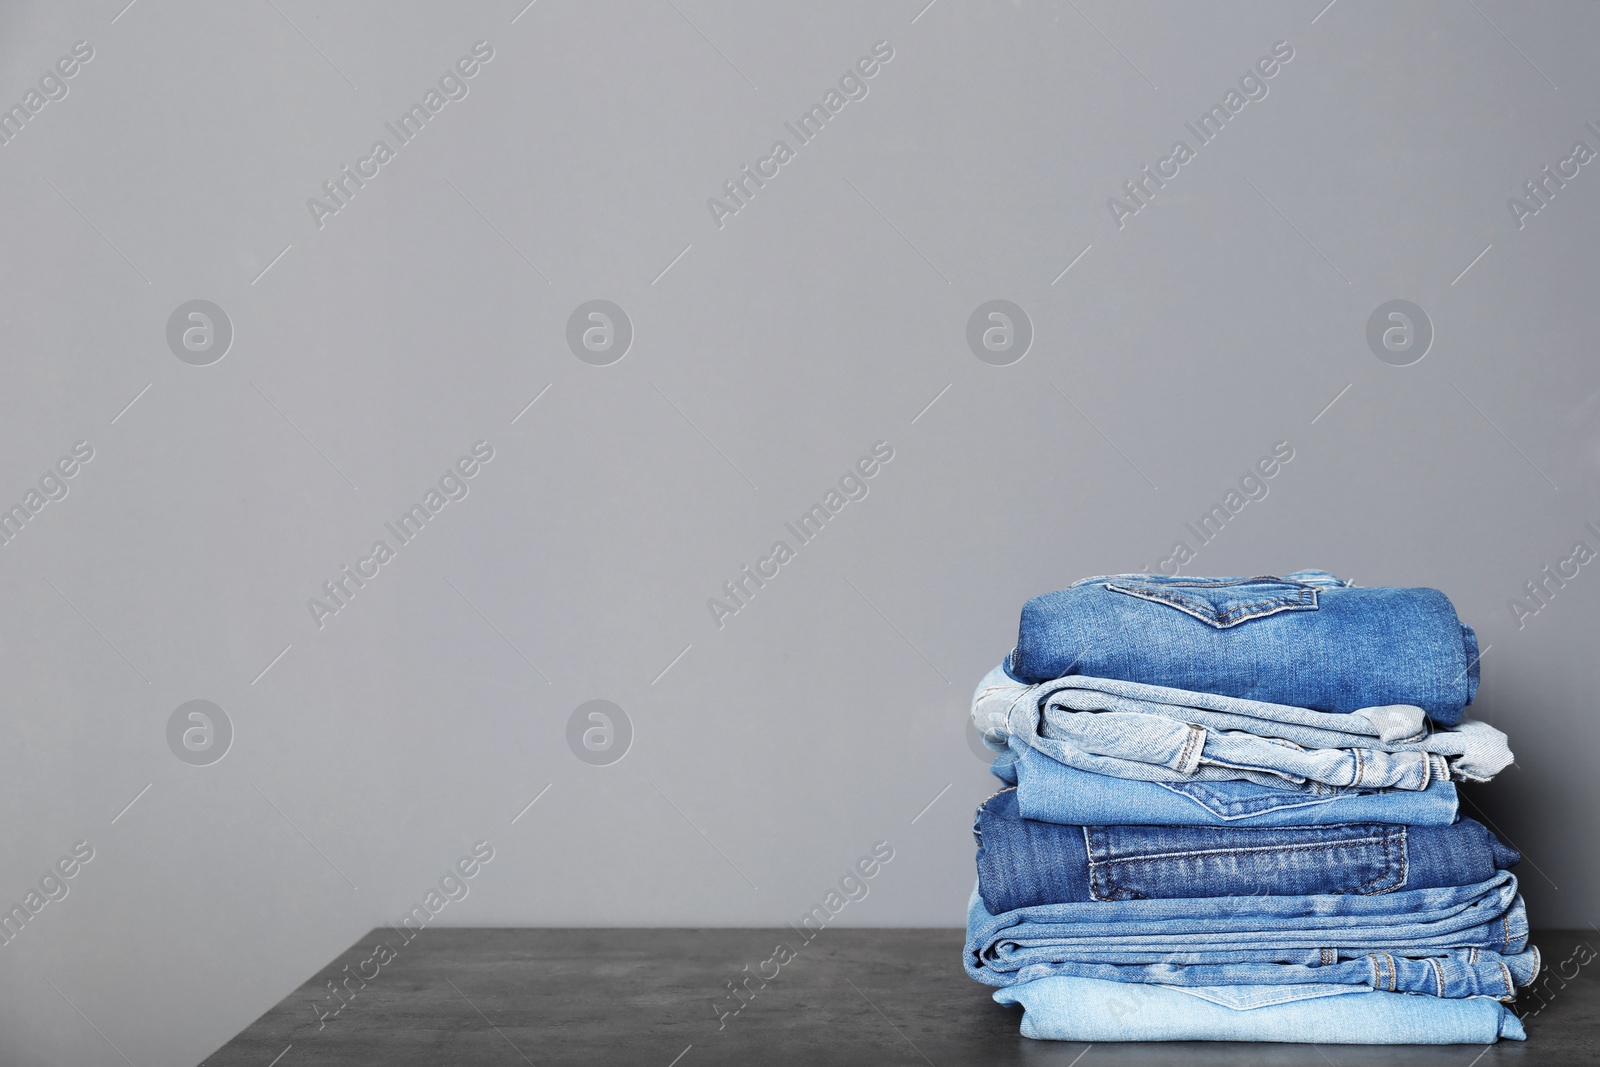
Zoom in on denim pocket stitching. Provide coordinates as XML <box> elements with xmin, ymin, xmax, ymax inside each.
<box><xmin>1103</xmin><ymin>577</ymin><xmax>1319</xmax><ymax>629</ymax></box>
<box><xmin>1094</xmin><ymin>836</ymin><xmax>1394</xmax><ymax>865</ymax></box>
<box><xmin>1083</xmin><ymin>826</ymin><xmax>1100</xmax><ymax>899</ymax></box>
<box><xmin>1085</xmin><ymin>830</ymin><xmax>1404</xmax><ymax>901</ymax></box>
<box><xmin>1159</xmin><ymin>780</ymin><xmax>1344</xmax><ymax>819</ymax></box>
<box><xmin>1350</xmin><ymin>826</ymin><xmax>1406</xmax><ymax>895</ymax></box>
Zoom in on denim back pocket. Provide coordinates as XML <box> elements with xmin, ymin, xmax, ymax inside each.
<box><xmin>1103</xmin><ymin>576</ymin><xmax>1319</xmax><ymax>629</ymax></box>
<box><xmin>1160</xmin><ymin>780</ymin><xmax>1361</xmax><ymax>821</ymax></box>
<box><xmin>1084</xmin><ymin>822</ymin><xmax>1406</xmax><ymax>901</ymax></box>
<box><xmin>1168</xmin><ymin>983</ymin><xmax>1366</xmax><ymax>1011</ymax></box>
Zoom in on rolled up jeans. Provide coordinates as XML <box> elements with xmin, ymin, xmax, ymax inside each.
<box><xmin>964</xmin><ymin>872</ymin><xmax>1535</xmax><ymax>999</ymax></box>
<box><xmin>974</xmin><ymin>664</ymin><xmax>1512</xmax><ymax>791</ymax></box>
<box><xmin>994</xmin><ymin>975</ymin><xmax>1525</xmax><ymax>1043</ymax></box>
<box><xmin>995</xmin><ymin>743</ymin><xmax>1462</xmax><ymax>827</ymax></box>
<box><xmin>1007</xmin><ymin>570</ymin><xmax>1479</xmax><ymax>723</ymax></box>
<box><xmin>974</xmin><ymin>787</ymin><xmax>1519</xmax><ymax>912</ymax></box>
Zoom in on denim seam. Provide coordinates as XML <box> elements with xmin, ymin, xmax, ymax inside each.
<box><xmin>1426</xmin><ymin>955</ymin><xmax>1446</xmax><ymax>996</ymax></box>
<box><xmin>1496</xmin><ymin>959</ymin><xmax>1514</xmax><ymax>1000</ymax></box>
<box><xmin>1089</xmin><ymin>836</ymin><xmax>1398</xmax><ymax>889</ymax></box>
<box><xmin>1083</xmin><ymin>827</ymin><xmax>1105</xmax><ymax>900</ymax></box>
<box><xmin>1096</xmin><ymin>835</ymin><xmax>1393</xmax><ymax>862</ymax></box>
<box><xmin>1525</xmin><ymin>944</ymin><xmax>1543</xmax><ymax>997</ymax></box>
<box><xmin>1175</xmin><ymin>724</ymin><xmax>1205</xmax><ymax>773</ymax></box>
<box><xmin>1162</xmin><ymin>780</ymin><xmax>1344</xmax><ymax>819</ymax></box>
<box><xmin>1353</xmin><ymin>827</ymin><xmax>1407</xmax><ymax>895</ymax></box>
<box><xmin>1103</xmin><ymin>582</ymin><xmax>1316</xmax><ymax>620</ymax></box>
<box><xmin>1103</xmin><ymin>581</ymin><xmax>1317</xmax><ymax>628</ymax></box>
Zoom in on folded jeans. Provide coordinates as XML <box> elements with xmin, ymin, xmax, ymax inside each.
<box><xmin>974</xmin><ymin>787</ymin><xmax>1519</xmax><ymax>912</ymax></box>
<box><xmin>965</xmin><ymin>872</ymin><xmax>1533</xmax><ymax>998</ymax></box>
<box><xmin>994</xmin><ymin>975</ymin><xmax>1525</xmax><ymax>1043</ymax></box>
<box><xmin>994</xmin><ymin>743</ymin><xmax>1462</xmax><ymax>827</ymax></box>
<box><xmin>1007</xmin><ymin>570</ymin><xmax>1479</xmax><ymax>723</ymax></box>
<box><xmin>974</xmin><ymin>664</ymin><xmax>1512</xmax><ymax>791</ymax></box>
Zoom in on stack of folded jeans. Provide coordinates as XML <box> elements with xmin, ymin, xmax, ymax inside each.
<box><xmin>966</xmin><ymin>570</ymin><xmax>1536</xmax><ymax>1044</ymax></box>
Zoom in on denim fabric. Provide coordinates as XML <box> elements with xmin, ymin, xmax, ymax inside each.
<box><xmin>964</xmin><ymin>873</ymin><xmax>1533</xmax><ymax>998</ymax></box>
<box><xmin>994</xmin><ymin>975</ymin><xmax>1525</xmax><ymax>1042</ymax></box>
<box><xmin>975</xmin><ymin>788</ymin><xmax>1519</xmax><ymax>912</ymax></box>
<box><xmin>1007</xmin><ymin>570</ymin><xmax>1479</xmax><ymax>724</ymax></box>
<box><xmin>996</xmin><ymin>744</ymin><xmax>1462</xmax><ymax>827</ymax></box>
<box><xmin>974</xmin><ymin>663</ymin><xmax>1512</xmax><ymax>791</ymax></box>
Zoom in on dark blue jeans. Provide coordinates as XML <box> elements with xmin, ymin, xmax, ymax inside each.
<box><xmin>1006</xmin><ymin>571</ymin><xmax>1479</xmax><ymax>723</ymax></box>
<box><xmin>975</xmin><ymin>788</ymin><xmax>1518</xmax><ymax>913</ymax></box>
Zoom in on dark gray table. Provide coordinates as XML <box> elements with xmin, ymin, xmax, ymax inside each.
<box><xmin>202</xmin><ymin>929</ymin><xmax>1598</xmax><ymax>1066</ymax></box>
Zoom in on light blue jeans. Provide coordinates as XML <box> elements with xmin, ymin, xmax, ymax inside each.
<box><xmin>965</xmin><ymin>874</ymin><xmax>1535</xmax><ymax>999</ymax></box>
<box><xmin>974</xmin><ymin>664</ymin><xmax>1512</xmax><ymax>791</ymax></box>
<box><xmin>995</xmin><ymin>744</ymin><xmax>1462</xmax><ymax>827</ymax></box>
<box><xmin>995</xmin><ymin>975</ymin><xmax>1525</xmax><ymax>1042</ymax></box>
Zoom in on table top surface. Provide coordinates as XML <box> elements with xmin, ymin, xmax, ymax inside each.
<box><xmin>202</xmin><ymin>928</ymin><xmax>1598</xmax><ymax>1067</ymax></box>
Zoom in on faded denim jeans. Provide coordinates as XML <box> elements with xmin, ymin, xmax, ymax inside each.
<box><xmin>973</xmin><ymin>664</ymin><xmax>1512</xmax><ymax>792</ymax></box>
<box><xmin>994</xmin><ymin>743</ymin><xmax>1462</xmax><ymax>826</ymax></box>
<box><xmin>994</xmin><ymin>975</ymin><xmax>1525</xmax><ymax>1043</ymax></box>
<box><xmin>965</xmin><ymin>872</ymin><xmax>1535</xmax><ymax>1000</ymax></box>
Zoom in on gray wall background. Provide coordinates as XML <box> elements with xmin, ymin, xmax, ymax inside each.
<box><xmin>1</xmin><ymin>0</ymin><xmax>1597</xmax><ymax>1063</ymax></box>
